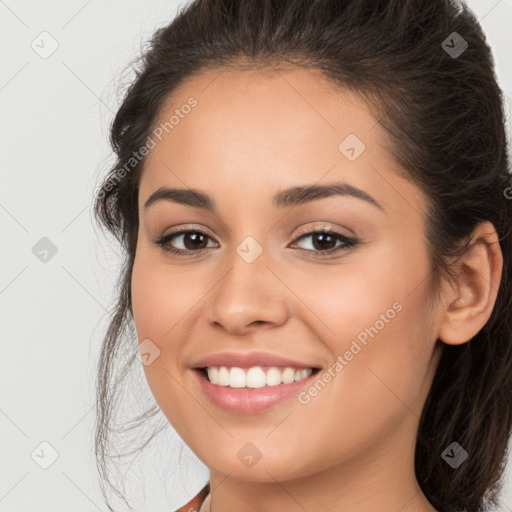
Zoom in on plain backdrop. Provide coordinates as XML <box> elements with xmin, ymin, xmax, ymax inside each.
<box><xmin>1</xmin><ymin>0</ymin><xmax>511</xmax><ymax>510</ymax></box>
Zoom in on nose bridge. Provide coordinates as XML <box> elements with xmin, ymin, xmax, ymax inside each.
<box><xmin>205</xmin><ymin>237</ymin><xmax>289</xmax><ymax>333</ymax></box>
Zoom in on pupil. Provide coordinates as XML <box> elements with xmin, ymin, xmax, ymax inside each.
<box><xmin>313</xmin><ymin>233</ymin><xmax>335</xmax><ymax>251</ymax></box>
<box><xmin>185</xmin><ymin>232</ymin><xmax>207</xmax><ymax>250</ymax></box>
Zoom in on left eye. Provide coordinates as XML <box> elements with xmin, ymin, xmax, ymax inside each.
<box><xmin>291</xmin><ymin>229</ymin><xmax>358</xmax><ymax>254</ymax></box>
<box><xmin>154</xmin><ymin>228</ymin><xmax>358</xmax><ymax>257</ymax></box>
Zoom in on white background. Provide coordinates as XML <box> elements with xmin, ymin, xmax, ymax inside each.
<box><xmin>1</xmin><ymin>0</ymin><xmax>511</xmax><ymax>510</ymax></box>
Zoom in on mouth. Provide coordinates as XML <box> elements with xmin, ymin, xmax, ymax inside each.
<box><xmin>193</xmin><ymin>364</ymin><xmax>323</xmax><ymax>414</ymax></box>
<box><xmin>195</xmin><ymin>365</ymin><xmax>322</xmax><ymax>388</ymax></box>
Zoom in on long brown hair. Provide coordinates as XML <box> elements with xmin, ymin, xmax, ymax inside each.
<box><xmin>93</xmin><ymin>1</ymin><xmax>512</xmax><ymax>510</ymax></box>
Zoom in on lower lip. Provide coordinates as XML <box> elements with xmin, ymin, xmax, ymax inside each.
<box><xmin>193</xmin><ymin>368</ymin><xmax>319</xmax><ymax>414</ymax></box>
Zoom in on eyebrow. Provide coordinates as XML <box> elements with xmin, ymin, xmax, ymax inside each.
<box><xmin>143</xmin><ymin>181</ymin><xmax>385</xmax><ymax>212</ymax></box>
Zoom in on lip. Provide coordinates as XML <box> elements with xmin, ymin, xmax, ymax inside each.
<box><xmin>192</xmin><ymin>367</ymin><xmax>320</xmax><ymax>414</ymax></box>
<box><xmin>190</xmin><ymin>351</ymin><xmax>321</xmax><ymax>370</ymax></box>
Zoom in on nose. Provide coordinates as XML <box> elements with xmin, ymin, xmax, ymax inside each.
<box><xmin>204</xmin><ymin>249</ymin><xmax>290</xmax><ymax>335</ymax></box>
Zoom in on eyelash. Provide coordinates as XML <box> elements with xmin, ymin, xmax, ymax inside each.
<box><xmin>154</xmin><ymin>227</ymin><xmax>358</xmax><ymax>258</ymax></box>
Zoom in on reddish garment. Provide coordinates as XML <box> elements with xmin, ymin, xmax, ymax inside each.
<box><xmin>175</xmin><ymin>482</ymin><xmax>210</xmax><ymax>512</ymax></box>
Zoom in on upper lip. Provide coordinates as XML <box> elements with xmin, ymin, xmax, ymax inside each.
<box><xmin>191</xmin><ymin>351</ymin><xmax>320</xmax><ymax>369</ymax></box>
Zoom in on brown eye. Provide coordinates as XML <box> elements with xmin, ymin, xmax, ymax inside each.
<box><xmin>180</xmin><ymin>231</ymin><xmax>209</xmax><ymax>250</ymax></box>
<box><xmin>154</xmin><ymin>229</ymin><xmax>218</xmax><ymax>256</ymax></box>
<box><xmin>291</xmin><ymin>228</ymin><xmax>358</xmax><ymax>257</ymax></box>
<box><xmin>310</xmin><ymin>232</ymin><xmax>338</xmax><ymax>251</ymax></box>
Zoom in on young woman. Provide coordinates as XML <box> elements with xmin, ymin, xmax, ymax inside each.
<box><xmin>93</xmin><ymin>1</ymin><xmax>512</xmax><ymax>511</ymax></box>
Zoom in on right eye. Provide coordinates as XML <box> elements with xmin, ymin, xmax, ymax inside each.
<box><xmin>154</xmin><ymin>229</ymin><xmax>219</xmax><ymax>256</ymax></box>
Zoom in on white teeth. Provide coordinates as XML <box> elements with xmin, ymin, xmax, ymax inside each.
<box><xmin>205</xmin><ymin>366</ymin><xmax>313</xmax><ymax>388</ymax></box>
<box><xmin>246</xmin><ymin>367</ymin><xmax>266</xmax><ymax>388</ymax></box>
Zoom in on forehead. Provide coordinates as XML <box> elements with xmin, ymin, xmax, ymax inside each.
<box><xmin>147</xmin><ymin>65</ymin><xmax>383</xmax><ymax>162</ymax></box>
<box><xmin>139</xmin><ymin>66</ymin><xmax>425</xmax><ymax>219</ymax></box>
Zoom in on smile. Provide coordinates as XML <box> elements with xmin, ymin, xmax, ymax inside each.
<box><xmin>194</xmin><ymin>366</ymin><xmax>321</xmax><ymax>414</ymax></box>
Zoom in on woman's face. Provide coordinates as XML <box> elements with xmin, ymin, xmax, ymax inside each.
<box><xmin>131</xmin><ymin>66</ymin><xmax>444</xmax><ymax>484</ymax></box>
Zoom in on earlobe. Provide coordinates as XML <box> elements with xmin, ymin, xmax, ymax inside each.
<box><xmin>438</xmin><ymin>221</ymin><xmax>503</xmax><ymax>346</ymax></box>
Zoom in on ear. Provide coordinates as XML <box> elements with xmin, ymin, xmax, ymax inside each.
<box><xmin>438</xmin><ymin>221</ymin><xmax>503</xmax><ymax>346</ymax></box>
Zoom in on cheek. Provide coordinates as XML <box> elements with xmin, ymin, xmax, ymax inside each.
<box><xmin>288</xmin><ymin>241</ymin><xmax>435</xmax><ymax>407</ymax></box>
<box><xmin>131</xmin><ymin>250</ymin><xmax>202</xmax><ymax>430</ymax></box>
<box><xmin>131</xmin><ymin>248</ymin><xmax>205</xmax><ymax>340</ymax></box>
<box><xmin>272</xmin><ymin>267</ymin><xmax>436</xmax><ymax>471</ymax></box>
<box><xmin>288</xmin><ymin>241</ymin><xmax>430</xmax><ymax>346</ymax></box>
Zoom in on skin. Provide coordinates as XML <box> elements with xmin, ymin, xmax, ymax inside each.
<box><xmin>130</xmin><ymin>65</ymin><xmax>503</xmax><ymax>512</ymax></box>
